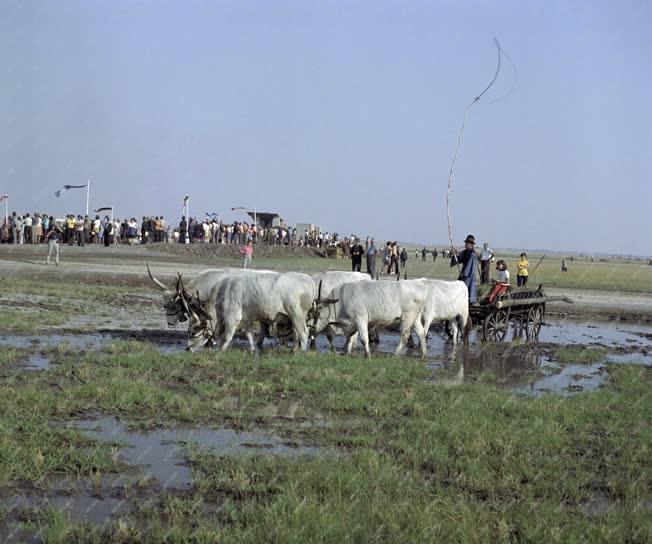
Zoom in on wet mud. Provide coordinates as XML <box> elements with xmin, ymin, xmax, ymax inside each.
<box><xmin>512</xmin><ymin>361</ymin><xmax>606</xmax><ymax>397</ymax></box>
<box><xmin>0</xmin><ymin>413</ymin><xmax>339</xmax><ymax>541</ymax></box>
<box><xmin>1</xmin><ymin>319</ymin><xmax>649</xmax><ymax>537</ymax></box>
<box><xmin>72</xmin><ymin>415</ymin><xmax>338</xmax><ymax>491</ymax></box>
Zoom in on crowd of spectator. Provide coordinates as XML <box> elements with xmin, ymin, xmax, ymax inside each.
<box><xmin>0</xmin><ymin>212</ymin><xmax>363</xmax><ymax>250</ymax></box>
<box><xmin>0</xmin><ymin>213</ymin><xmax>152</xmax><ymax>247</ymax></box>
<box><xmin>176</xmin><ymin>217</ymin><xmax>350</xmax><ymax>249</ymax></box>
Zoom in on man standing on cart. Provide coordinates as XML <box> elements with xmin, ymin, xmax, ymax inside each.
<box><xmin>479</xmin><ymin>242</ymin><xmax>494</xmax><ymax>284</ymax></box>
<box><xmin>451</xmin><ymin>234</ymin><xmax>478</xmax><ymax>304</ymax></box>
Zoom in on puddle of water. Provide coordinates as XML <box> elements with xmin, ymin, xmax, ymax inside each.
<box><xmin>25</xmin><ymin>354</ymin><xmax>50</xmax><ymax>371</ymax></box>
<box><xmin>580</xmin><ymin>490</ymin><xmax>611</xmax><ymax>517</ymax></box>
<box><xmin>255</xmin><ymin>399</ymin><xmax>329</xmax><ymax>425</ymax></box>
<box><xmin>513</xmin><ymin>363</ymin><xmax>605</xmax><ymax>397</ymax></box>
<box><xmin>606</xmin><ymin>352</ymin><xmax>652</xmax><ymax>366</ymax></box>
<box><xmin>0</xmin><ymin>332</ymin><xmax>182</xmax><ymax>355</ymax></box>
<box><xmin>0</xmin><ymin>522</ymin><xmax>39</xmax><ymax>544</ymax></box>
<box><xmin>5</xmin><ymin>492</ymin><xmax>126</xmax><ymax>525</ymax></box>
<box><xmin>73</xmin><ymin>416</ymin><xmax>337</xmax><ymax>490</ymax></box>
<box><xmin>425</xmin><ymin>341</ymin><xmax>608</xmax><ymax>397</ymax></box>
<box><xmin>0</xmin><ymin>334</ymin><xmax>111</xmax><ymax>351</ymax></box>
<box><xmin>538</xmin><ymin>321</ymin><xmax>652</xmax><ymax>349</ymax></box>
<box><xmin>429</xmin><ymin>345</ymin><xmax>546</xmax><ymax>383</ymax></box>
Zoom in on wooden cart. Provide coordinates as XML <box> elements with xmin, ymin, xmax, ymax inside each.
<box><xmin>469</xmin><ymin>284</ymin><xmax>569</xmax><ymax>342</ymax></box>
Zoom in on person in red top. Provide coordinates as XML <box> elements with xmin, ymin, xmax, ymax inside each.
<box><xmin>240</xmin><ymin>239</ymin><xmax>253</xmax><ymax>269</ymax></box>
<box><xmin>486</xmin><ymin>260</ymin><xmax>510</xmax><ymax>304</ymax></box>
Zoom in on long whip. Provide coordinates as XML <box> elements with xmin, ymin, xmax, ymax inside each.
<box><xmin>529</xmin><ymin>254</ymin><xmax>546</xmax><ymax>279</ymax></box>
<box><xmin>446</xmin><ymin>38</ymin><xmax>506</xmax><ymax>272</ymax></box>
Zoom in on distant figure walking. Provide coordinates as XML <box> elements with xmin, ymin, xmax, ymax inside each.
<box><xmin>517</xmin><ymin>253</ymin><xmax>529</xmax><ymax>287</ymax></box>
<box><xmin>421</xmin><ymin>247</ymin><xmax>427</xmax><ymax>262</ymax></box>
<box><xmin>432</xmin><ymin>248</ymin><xmax>437</xmax><ymax>262</ymax></box>
<box><xmin>240</xmin><ymin>240</ymin><xmax>253</xmax><ymax>269</ymax></box>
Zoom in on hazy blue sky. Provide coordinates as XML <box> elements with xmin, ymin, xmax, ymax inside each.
<box><xmin>1</xmin><ymin>1</ymin><xmax>650</xmax><ymax>255</ymax></box>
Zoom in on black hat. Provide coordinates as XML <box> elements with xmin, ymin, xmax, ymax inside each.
<box><xmin>464</xmin><ymin>234</ymin><xmax>476</xmax><ymax>245</ymax></box>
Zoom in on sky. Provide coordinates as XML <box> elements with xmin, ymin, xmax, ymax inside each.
<box><xmin>1</xmin><ymin>0</ymin><xmax>650</xmax><ymax>256</ymax></box>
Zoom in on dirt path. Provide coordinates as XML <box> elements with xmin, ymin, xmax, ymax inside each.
<box><xmin>2</xmin><ymin>244</ymin><xmax>651</xmax><ymax>322</ymax></box>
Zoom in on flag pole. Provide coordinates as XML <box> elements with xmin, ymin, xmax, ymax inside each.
<box><xmin>86</xmin><ymin>180</ymin><xmax>90</xmax><ymax>216</ymax></box>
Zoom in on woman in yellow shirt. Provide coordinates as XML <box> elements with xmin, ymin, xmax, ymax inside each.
<box><xmin>517</xmin><ymin>253</ymin><xmax>529</xmax><ymax>287</ymax></box>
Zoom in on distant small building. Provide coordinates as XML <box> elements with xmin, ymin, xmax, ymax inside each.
<box><xmin>247</xmin><ymin>212</ymin><xmax>284</xmax><ymax>229</ymax></box>
<box><xmin>296</xmin><ymin>222</ymin><xmax>319</xmax><ymax>234</ymax></box>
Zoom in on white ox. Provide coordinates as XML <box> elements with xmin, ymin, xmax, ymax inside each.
<box><xmin>147</xmin><ymin>265</ymin><xmax>235</xmax><ymax>327</ymax></box>
<box><xmin>311</xmin><ymin>280</ymin><xmax>428</xmax><ymax>358</ymax></box>
<box><xmin>415</xmin><ymin>279</ymin><xmax>470</xmax><ymax>346</ymax></box>
<box><xmin>310</xmin><ymin>271</ymin><xmax>371</xmax><ymax>348</ymax></box>
<box><xmin>147</xmin><ymin>265</ymin><xmax>277</xmax><ymax>326</ymax></box>
<box><xmin>147</xmin><ymin>264</ymin><xmax>287</xmax><ymax>347</ymax></box>
<box><xmin>188</xmin><ymin>271</ymin><xmax>315</xmax><ymax>352</ymax></box>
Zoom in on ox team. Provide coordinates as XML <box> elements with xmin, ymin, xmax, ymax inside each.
<box><xmin>148</xmin><ymin>258</ymin><xmax>471</xmax><ymax>356</ymax></box>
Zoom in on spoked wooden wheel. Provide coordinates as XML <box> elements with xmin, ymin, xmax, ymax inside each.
<box><xmin>483</xmin><ymin>309</ymin><xmax>510</xmax><ymax>342</ymax></box>
<box><xmin>525</xmin><ymin>305</ymin><xmax>544</xmax><ymax>341</ymax></box>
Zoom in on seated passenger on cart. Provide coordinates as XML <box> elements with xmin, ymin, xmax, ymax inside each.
<box><xmin>485</xmin><ymin>259</ymin><xmax>510</xmax><ymax>304</ymax></box>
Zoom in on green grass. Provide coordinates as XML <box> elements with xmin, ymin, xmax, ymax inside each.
<box><xmin>1</xmin><ymin>342</ymin><xmax>649</xmax><ymax>542</ymax></box>
<box><xmin>0</xmin><ymin>276</ymin><xmax>156</xmax><ymax>333</ymax></box>
<box><xmin>554</xmin><ymin>346</ymin><xmax>609</xmax><ymax>364</ymax></box>
<box><xmin>0</xmin><ymin>346</ymin><xmax>26</xmax><ymax>366</ymax></box>
<box><xmin>0</xmin><ymin>308</ymin><xmax>69</xmax><ymax>331</ymax></box>
<box><xmin>0</xmin><ymin>275</ymin><xmax>150</xmax><ymax>301</ymax></box>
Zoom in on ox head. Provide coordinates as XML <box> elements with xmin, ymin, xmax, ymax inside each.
<box><xmin>186</xmin><ymin>309</ymin><xmax>217</xmax><ymax>352</ymax></box>
<box><xmin>171</xmin><ymin>275</ymin><xmax>216</xmax><ymax>352</ymax></box>
<box><xmin>307</xmin><ymin>280</ymin><xmax>340</xmax><ymax>337</ymax></box>
<box><xmin>147</xmin><ymin>262</ymin><xmax>210</xmax><ymax>329</ymax></box>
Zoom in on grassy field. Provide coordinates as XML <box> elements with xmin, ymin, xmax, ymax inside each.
<box><xmin>0</xmin><ymin>342</ymin><xmax>649</xmax><ymax>542</ymax></box>
<box><xmin>0</xmin><ymin>259</ymin><xmax>650</xmax><ymax>542</ymax></box>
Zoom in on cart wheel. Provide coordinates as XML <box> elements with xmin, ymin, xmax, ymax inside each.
<box><xmin>525</xmin><ymin>305</ymin><xmax>544</xmax><ymax>341</ymax></box>
<box><xmin>483</xmin><ymin>309</ymin><xmax>510</xmax><ymax>341</ymax></box>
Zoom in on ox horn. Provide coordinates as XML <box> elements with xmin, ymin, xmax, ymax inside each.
<box><xmin>146</xmin><ymin>262</ymin><xmax>168</xmax><ymax>291</ymax></box>
<box><xmin>317</xmin><ymin>280</ymin><xmax>323</xmax><ymax>303</ymax></box>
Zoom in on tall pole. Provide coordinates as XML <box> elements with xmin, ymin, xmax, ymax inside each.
<box><xmin>254</xmin><ymin>207</ymin><xmax>257</xmax><ymax>227</ymax></box>
<box><xmin>185</xmin><ymin>195</ymin><xmax>190</xmax><ymax>244</ymax></box>
<box><xmin>86</xmin><ymin>180</ymin><xmax>90</xmax><ymax>216</ymax></box>
<box><xmin>4</xmin><ymin>197</ymin><xmax>7</xmax><ymax>225</ymax></box>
